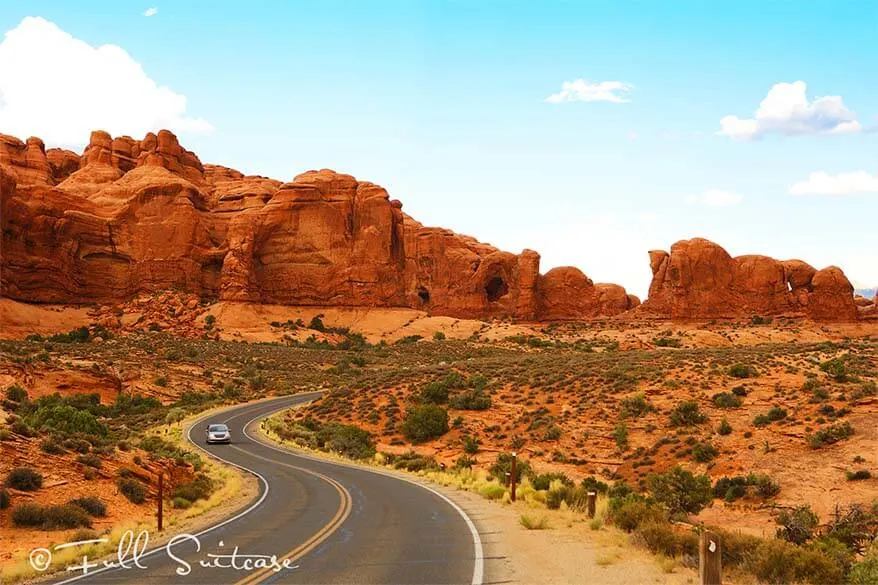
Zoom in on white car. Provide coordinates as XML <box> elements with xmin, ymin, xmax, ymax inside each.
<box><xmin>206</xmin><ymin>423</ymin><xmax>231</xmax><ymax>444</ymax></box>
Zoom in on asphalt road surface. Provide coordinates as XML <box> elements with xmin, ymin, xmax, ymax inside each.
<box><xmin>41</xmin><ymin>394</ymin><xmax>483</xmax><ymax>585</ymax></box>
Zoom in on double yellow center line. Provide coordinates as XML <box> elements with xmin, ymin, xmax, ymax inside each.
<box><xmin>230</xmin><ymin>446</ymin><xmax>353</xmax><ymax>585</ymax></box>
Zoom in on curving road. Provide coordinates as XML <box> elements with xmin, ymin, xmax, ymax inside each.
<box><xmin>44</xmin><ymin>394</ymin><xmax>483</xmax><ymax>585</ymax></box>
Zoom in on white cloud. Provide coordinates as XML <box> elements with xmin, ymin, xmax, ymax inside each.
<box><xmin>143</xmin><ymin>7</ymin><xmax>158</xmax><ymax>17</ymax></box>
<box><xmin>718</xmin><ymin>81</ymin><xmax>861</xmax><ymax>139</ymax></box>
<box><xmin>545</xmin><ymin>79</ymin><xmax>633</xmax><ymax>104</ymax></box>
<box><xmin>0</xmin><ymin>16</ymin><xmax>211</xmax><ymax>148</ymax></box>
<box><xmin>686</xmin><ymin>189</ymin><xmax>744</xmax><ymax>207</ymax></box>
<box><xmin>789</xmin><ymin>171</ymin><xmax>878</xmax><ymax>195</ymax></box>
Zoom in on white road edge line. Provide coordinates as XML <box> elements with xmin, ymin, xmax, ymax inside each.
<box><xmin>244</xmin><ymin>414</ymin><xmax>486</xmax><ymax>585</ymax></box>
<box><xmin>47</xmin><ymin>395</ymin><xmax>308</xmax><ymax>585</ymax></box>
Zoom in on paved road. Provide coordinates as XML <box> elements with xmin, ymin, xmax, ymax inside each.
<box><xmin>42</xmin><ymin>394</ymin><xmax>483</xmax><ymax>585</ymax></box>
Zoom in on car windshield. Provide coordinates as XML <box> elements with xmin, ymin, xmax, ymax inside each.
<box><xmin>208</xmin><ymin>425</ymin><xmax>228</xmax><ymax>432</ymax></box>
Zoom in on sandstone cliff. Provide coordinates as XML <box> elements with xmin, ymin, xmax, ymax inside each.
<box><xmin>0</xmin><ymin>129</ymin><xmax>636</xmax><ymax>320</ymax></box>
<box><xmin>638</xmin><ymin>238</ymin><xmax>859</xmax><ymax>320</ymax></box>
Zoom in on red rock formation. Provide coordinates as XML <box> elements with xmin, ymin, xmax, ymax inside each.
<box><xmin>1</xmin><ymin>129</ymin><xmax>631</xmax><ymax>320</ymax></box>
<box><xmin>639</xmin><ymin>238</ymin><xmax>858</xmax><ymax>320</ymax></box>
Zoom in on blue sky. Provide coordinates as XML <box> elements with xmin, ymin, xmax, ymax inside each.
<box><xmin>1</xmin><ymin>1</ymin><xmax>875</xmax><ymax>297</ymax></box>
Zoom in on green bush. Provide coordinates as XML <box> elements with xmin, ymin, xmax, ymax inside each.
<box><xmin>5</xmin><ymin>385</ymin><xmax>28</xmax><ymax>402</ymax></box>
<box><xmin>820</xmin><ymin>357</ymin><xmax>849</xmax><ymax>382</ymax></box>
<box><xmin>711</xmin><ymin>392</ymin><xmax>743</xmax><ymax>408</ymax></box>
<box><xmin>172</xmin><ymin>496</ymin><xmax>192</xmax><ymax>509</ymax></box>
<box><xmin>713</xmin><ymin>474</ymin><xmax>780</xmax><ymax>502</ymax></box>
<box><xmin>390</xmin><ymin>451</ymin><xmax>438</xmax><ymax>472</ymax></box>
<box><xmin>6</xmin><ymin>467</ymin><xmax>43</xmax><ymax>491</ymax></box>
<box><xmin>40</xmin><ymin>438</ymin><xmax>65</xmax><ymax>454</ymax></box>
<box><xmin>647</xmin><ymin>466</ymin><xmax>712</xmax><ymax>516</ymax></box>
<box><xmin>77</xmin><ymin>454</ymin><xmax>102</xmax><ymax>469</ymax></box>
<box><xmin>729</xmin><ymin>363</ymin><xmax>758</xmax><ymax>378</ymax></box>
<box><xmin>825</xmin><ymin>503</ymin><xmax>876</xmax><ymax>554</ymax></box>
<box><xmin>449</xmin><ymin>389</ymin><xmax>491</xmax><ymax>410</ymax></box>
<box><xmin>807</xmin><ymin>421</ymin><xmax>854</xmax><ymax>448</ymax></box>
<box><xmin>531</xmin><ymin>472</ymin><xmax>573</xmax><ymax>491</ymax></box>
<box><xmin>669</xmin><ymin>401</ymin><xmax>707</xmax><ymax>426</ymax></box>
<box><xmin>692</xmin><ymin>442</ymin><xmax>718</xmax><ymax>463</ymax></box>
<box><xmin>847</xmin><ymin>469</ymin><xmax>872</xmax><ymax>481</ymax></box>
<box><xmin>718</xmin><ymin>418</ymin><xmax>733</xmax><ymax>435</ymax></box>
<box><xmin>171</xmin><ymin>473</ymin><xmax>214</xmax><ymax>503</ymax></box>
<box><xmin>546</xmin><ymin>485</ymin><xmax>590</xmax><ymax>511</ymax></box>
<box><xmin>746</xmin><ymin>538</ymin><xmax>843</xmax><ymax>585</ymax></box>
<box><xmin>849</xmin><ymin>545</ymin><xmax>878</xmax><ymax>585</ymax></box>
<box><xmin>580</xmin><ymin>476</ymin><xmax>609</xmax><ymax>494</ymax></box>
<box><xmin>432</xmin><ymin>331</ymin><xmax>446</xmax><ymax>341</ymax></box>
<box><xmin>461</xmin><ymin>435</ymin><xmax>480</xmax><ymax>454</ymax></box>
<box><xmin>118</xmin><ymin>477</ymin><xmax>147</xmax><ymax>504</ymax></box>
<box><xmin>401</xmin><ymin>404</ymin><xmax>449</xmax><ymax>443</ymax></box>
<box><xmin>620</xmin><ymin>393</ymin><xmax>654</xmax><ymax>418</ymax></box>
<box><xmin>612</xmin><ymin>422</ymin><xmax>629</xmax><ymax>451</ymax></box>
<box><xmin>0</xmin><ymin>488</ymin><xmax>9</xmax><ymax>509</ymax></box>
<box><xmin>12</xmin><ymin>502</ymin><xmax>92</xmax><ymax>530</ymax></box>
<box><xmin>316</xmin><ymin>423</ymin><xmax>376</xmax><ymax>459</ymax></box>
<box><xmin>23</xmin><ymin>405</ymin><xmax>107</xmax><ymax>436</ymax></box>
<box><xmin>67</xmin><ymin>496</ymin><xmax>107</xmax><ymax>517</ymax></box>
<box><xmin>776</xmin><ymin>505</ymin><xmax>819</xmax><ymax>545</ymax></box>
<box><xmin>754</xmin><ymin>406</ymin><xmax>788</xmax><ymax>427</ymax></box>
<box><xmin>634</xmin><ymin>520</ymin><xmax>688</xmax><ymax>557</ymax></box>
<box><xmin>609</xmin><ymin>494</ymin><xmax>665</xmax><ymax>532</ymax></box>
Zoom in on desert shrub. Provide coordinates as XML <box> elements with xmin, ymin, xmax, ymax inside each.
<box><xmin>634</xmin><ymin>520</ymin><xmax>687</xmax><ymax>557</ymax></box>
<box><xmin>847</xmin><ymin>470</ymin><xmax>872</xmax><ymax>481</ymax></box>
<box><xmin>731</xmin><ymin>385</ymin><xmax>748</xmax><ymax>396</ymax></box>
<box><xmin>454</xmin><ymin>454</ymin><xmax>476</xmax><ymax>470</ymax></box>
<box><xmin>77</xmin><ymin>454</ymin><xmax>102</xmax><ymax>469</ymax></box>
<box><xmin>746</xmin><ymin>538</ymin><xmax>843</xmax><ymax>585</ymax></box>
<box><xmin>10</xmin><ymin>420</ymin><xmax>36</xmax><ymax>437</ymax></box>
<box><xmin>40</xmin><ymin>438</ymin><xmax>65</xmax><ymax>454</ymax></box>
<box><xmin>669</xmin><ymin>401</ymin><xmax>707</xmax><ymax>426</ymax></box>
<box><xmin>807</xmin><ymin>421</ymin><xmax>854</xmax><ymax>448</ymax></box>
<box><xmin>809</xmin><ymin>535</ymin><xmax>856</xmax><ymax>576</ymax></box>
<box><xmin>316</xmin><ymin>423</ymin><xmax>376</xmax><ymax>459</ymax></box>
<box><xmin>204</xmin><ymin>314</ymin><xmax>216</xmax><ymax>329</ymax></box>
<box><xmin>449</xmin><ymin>389</ymin><xmax>491</xmax><ymax>410</ymax></box>
<box><xmin>713</xmin><ymin>474</ymin><xmax>780</xmax><ymax>502</ymax></box>
<box><xmin>67</xmin><ymin>496</ymin><xmax>107</xmax><ymax>517</ymax></box>
<box><xmin>489</xmin><ymin>452</ymin><xmax>532</xmax><ymax>484</ymax></box>
<box><xmin>718</xmin><ymin>418</ymin><xmax>732</xmax><ymax>435</ymax></box>
<box><xmin>420</xmin><ymin>382</ymin><xmax>450</xmax><ymax>405</ymax></box>
<box><xmin>648</xmin><ymin>466</ymin><xmax>712</xmax><ymax>516</ymax></box>
<box><xmin>849</xmin><ymin>545</ymin><xmax>878</xmax><ymax>585</ymax></box>
<box><xmin>118</xmin><ymin>477</ymin><xmax>147</xmax><ymax>504</ymax></box>
<box><xmin>620</xmin><ymin>393</ymin><xmax>654</xmax><ymax>418</ymax></box>
<box><xmin>612</xmin><ymin>422</ymin><xmax>628</xmax><ymax>451</ymax></box>
<box><xmin>47</xmin><ymin>326</ymin><xmax>90</xmax><ymax>343</ymax></box>
<box><xmin>754</xmin><ymin>406</ymin><xmax>788</xmax><ymax>427</ymax></box>
<box><xmin>609</xmin><ymin>494</ymin><xmax>665</xmax><ymax>532</ymax></box>
<box><xmin>0</xmin><ymin>488</ymin><xmax>9</xmax><ymax>509</ymax></box>
<box><xmin>172</xmin><ymin>496</ymin><xmax>192</xmax><ymax>509</ymax></box>
<box><xmin>776</xmin><ymin>504</ymin><xmax>819</xmax><ymax>545</ymax></box>
<box><xmin>820</xmin><ymin>357</ymin><xmax>849</xmax><ymax>382</ymax></box>
<box><xmin>154</xmin><ymin>376</ymin><xmax>168</xmax><ymax>387</ymax></box>
<box><xmin>172</xmin><ymin>473</ymin><xmax>214</xmax><ymax>503</ymax></box>
<box><xmin>653</xmin><ymin>336</ymin><xmax>682</xmax><ymax>348</ymax></box>
<box><xmin>6</xmin><ymin>467</ymin><xmax>43</xmax><ymax>491</ymax></box>
<box><xmin>395</xmin><ymin>335</ymin><xmax>423</xmax><ymax>345</ymax></box>
<box><xmin>461</xmin><ymin>435</ymin><xmax>480</xmax><ymax>454</ymax></box>
<box><xmin>711</xmin><ymin>392</ymin><xmax>743</xmax><ymax>408</ymax></box>
<box><xmin>717</xmin><ymin>529</ymin><xmax>763</xmax><ymax>568</ymax></box>
<box><xmin>728</xmin><ymin>363</ymin><xmax>758</xmax><ymax>378</ymax></box>
<box><xmin>546</xmin><ymin>485</ymin><xmax>590</xmax><ymax>511</ymax></box>
<box><xmin>401</xmin><ymin>404</ymin><xmax>449</xmax><ymax>443</ymax></box>
<box><xmin>531</xmin><ymin>472</ymin><xmax>573</xmax><ymax>491</ymax></box>
<box><xmin>519</xmin><ymin>514</ymin><xmax>549</xmax><ymax>530</ymax></box>
<box><xmin>23</xmin><ymin>404</ymin><xmax>107</xmax><ymax>436</ymax></box>
<box><xmin>432</xmin><ymin>331</ymin><xmax>446</xmax><ymax>341</ymax></box>
<box><xmin>11</xmin><ymin>502</ymin><xmax>46</xmax><ymax>526</ymax></box>
<box><xmin>390</xmin><ymin>451</ymin><xmax>438</xmax><ymax>472</ymax></box>
<box><xmin>41</xmin><ymin>504</ymin><xmax>93</xmax><ymax>530</ymax></box>
<box><xmin>581</xmin><ymin>476</ymin><xmax>609</xmax><ymax>493</ymax></box>
<box><xmin>825</xmin><ymin>503</ymin><xmax>877</xmax><ymax>554</ymax></box>
<box><xmin>692</xmin><ymin>442</ymin><xmax>718</xmax><ymax>462</ymax></box>
<box><xmin>5</xmin><ymin>385</ymin><xmax>28</xmax><ymax>403</ymax></box>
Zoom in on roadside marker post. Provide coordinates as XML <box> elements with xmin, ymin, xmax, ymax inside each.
<box><xmin>699</xmin><ymin>531</ymin><xmax>722</xmax><ymax>585</ymax></box>
<box><xmin>586</xmin><ymin>492</ymin><xmax>596</xmax><ymax>518</ymax></box>
<box><xmin>510</xmin><ymin>452</ymin><xmax>517</xmax><ymax>502</ymax></box>
<box><xmin>157</xmin><ymin>473</ymin><xmax>164</xmax><ymax>532</ymax></box>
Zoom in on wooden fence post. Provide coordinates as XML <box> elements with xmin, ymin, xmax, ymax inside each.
<box><xmin>586</xmin><ymin>492</ymin><xmax>597</xmax><ymax>518</ymax></box>
<box><xmin>699</xmin><ymin>530</ymin><xmax>722</xmax><ymax>585</ymax></box>
<box><xmin>157</xmin><ymin>473</ymin><xmax>164</xmax><ymax>532</ymax></box>
<box><xmin>510</xmin><ymin>452</ymin><xmax>517</xmax><ymax>502</ymax></box>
